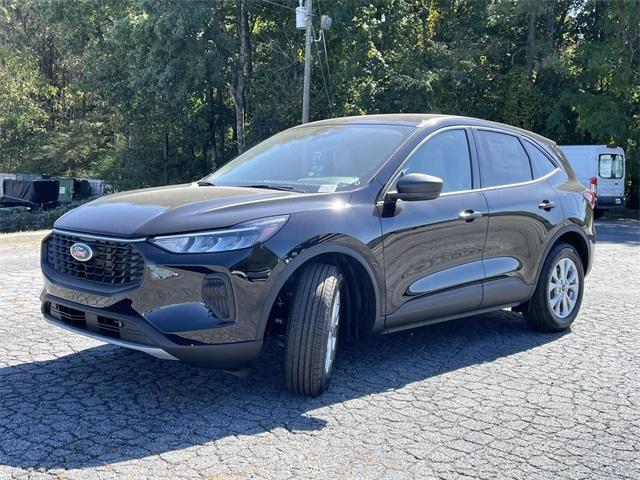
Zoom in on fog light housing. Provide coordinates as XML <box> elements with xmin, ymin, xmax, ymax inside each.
<box><xmin>202</xmin><ymin>274</ymin><xmax>235</xmax><ymax>321</ymax></box>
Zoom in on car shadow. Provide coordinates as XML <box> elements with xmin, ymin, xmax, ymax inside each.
<box><xmin>0</xmin><ymin>310</ymin><xmax>566</xmax><ymax>470</ymax></box>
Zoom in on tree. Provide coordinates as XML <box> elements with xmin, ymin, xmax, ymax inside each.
<box><xmin>0</xmin><ymin>0</ymin><xmax>637</xmax><ymax>204</ymax></box>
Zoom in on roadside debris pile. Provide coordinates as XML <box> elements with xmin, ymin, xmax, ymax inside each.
<box><xmin>0</xmin><ymin>173</ymin><xmax>106</xmax><ymax>214</ymax></box>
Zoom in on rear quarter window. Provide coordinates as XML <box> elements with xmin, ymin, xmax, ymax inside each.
<box><xmin>523</xmin><ymin>140</ymin><xmax>558</xmax><ymax>178</ymax></box>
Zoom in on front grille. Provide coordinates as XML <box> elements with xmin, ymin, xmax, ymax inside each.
<box><xmin>46</xmin><ymin>232</ymin><xmax>144</xmax><ymax>287</ymax></box>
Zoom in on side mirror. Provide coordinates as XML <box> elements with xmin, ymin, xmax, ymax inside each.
<box><xmin>387</xmin><ymin>173</ymin><xmax>443</xmax><ymax>202</ymax></box>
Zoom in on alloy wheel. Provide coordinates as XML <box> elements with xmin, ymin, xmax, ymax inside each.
<box><xmin>324</xmin><ymin>291</ymin><xmax>340</xmax><ymax>374</ymax></box>
<box><xmin>547</xmin><ymin>257</ymin><xmax>580</xmax><ymax>319</ymax></box>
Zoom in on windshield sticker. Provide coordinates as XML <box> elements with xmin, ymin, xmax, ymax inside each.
<box><xmin>318</xmin><ymin>184</ymin><xmax>337</xmax><ymax>193</ymax></box>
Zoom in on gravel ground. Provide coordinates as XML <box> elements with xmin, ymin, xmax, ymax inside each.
<box><xmin>0</xmin><ymin>219</ymin><xmax>639</xmax><ymax>479</ymax></box>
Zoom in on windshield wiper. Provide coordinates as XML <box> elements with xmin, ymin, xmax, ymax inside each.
<box><xmin>197</xmin><ymin>180</ymin><xmax>215</xmax><ymax>186</ymax></box>
<box><xmin>240</xmin><ymin>184</ymin><xmax>300</xmax><ymax>192</ymax></box>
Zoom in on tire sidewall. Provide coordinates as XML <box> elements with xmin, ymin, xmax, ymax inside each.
<box><xmin>317</xmin><ymin>279</ymin><xmax>342</xmax><ymax>390</ymax></box>
<box><xmin>542</xmin><ymin>246</ymin><xmax>585</xmax><ymax>329</ymax></box>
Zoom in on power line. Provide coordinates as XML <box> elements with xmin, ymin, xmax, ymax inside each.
<box><xmin>313</xmin><ymin>0</ymin><xmax>335</xmax><ymax>115</ymax></box>
<box><xmin>315</xmin><ymin>0</ymin><xmax>323</xmax><ymax>20</ymax></box>
<box><xmin>321</xmin><ymin>27</ymin><xmax>335</xmax><ymax>110</ymax></box>
<box><xmin>312</xmin><ymin>24</ymin><xmax>335</xmax><ymax>117</ymax></box>
<box><xmin>258</xmin><ymin>0</ymin><xmax>297</xmax><ymax>12</ymax></box>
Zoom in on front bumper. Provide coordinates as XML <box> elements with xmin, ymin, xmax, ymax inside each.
<box><xmin>41</xmin><ymin>229</ymin><xmax>285</xmax><ymax>367</ymax></box>
<box><xmin>42</xmin><ymin>295</ymin><xmax>263</xmax><ymax>368</ymax></box>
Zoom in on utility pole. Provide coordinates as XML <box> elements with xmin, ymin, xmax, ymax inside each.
<box><xmin>301</xmin><ymin>0</ymin><xmax>313</xmax><ymax>124</ymax></box>
<box><xmin>297</xmin><ymin>1</ymin><xmax>331</xmax><ymax>124</ymax></box>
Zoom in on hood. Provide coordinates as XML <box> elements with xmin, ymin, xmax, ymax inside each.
<box><xmin>54</xmin><ymin>183</ymin><xmax>310</xmax><ymax>237</ymax></box>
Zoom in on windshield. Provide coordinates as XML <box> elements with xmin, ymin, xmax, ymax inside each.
<box><xmin>204</xmin><ymin>124</ymin><xmax>413</xmax><ymax>192</ymax></box>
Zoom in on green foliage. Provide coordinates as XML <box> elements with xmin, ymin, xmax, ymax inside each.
<box><xmin>0</xmin><ymin>0</ymin><xmax>638</xmax><ymax>204</ymax></box>
<box><xmin>0</xmin><ymin>49</ymin><xmax>52</xmax><ymax>169</ymax></box>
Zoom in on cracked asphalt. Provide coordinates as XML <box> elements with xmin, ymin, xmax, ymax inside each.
<box><xmin>0</xmin><ymin>218</ymin><xmax>639</xmax><ymax>479</ymax></box>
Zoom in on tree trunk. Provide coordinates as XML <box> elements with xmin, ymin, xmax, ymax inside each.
<box><xmin>217</xmin><ymin>88</ymin><xmax>225</xmax><ymax>162</ymax></box>
<box><xmin>208</xmin><ymin>87</ymin><xmax>218</xmax><ymax>171</ymax></box>
<box><xmin>163</xmin><ymin>129</ymin><xmax>169</xmax><ymax>184</ymax></box>
<box><xmin>526</xmin><ymin>11</ymin><xmax>538</xmax><ymax>79</ymax></box>
<box><xmin>230</xmin><ymin>81</ymin><xmax>244</xmax><ymax>155</ymax></box>
<box><xmin>230</xmin><ymin>0</ymin><xmax>249</xmax><ymax>154</ymax></box>
<box><xmin>231</xmin><ymin>119</ymin><xmax>237</xmax><ymax>156</ymax></box>
<box><xmin>244</xmin><ymin>5</ymin><xmax>253</xmax><ymax>117</ymax></box>
<box><xmin>202</xmin><ymin>143</ymin><xmax>209</xmax><ymax>175</ymax></box>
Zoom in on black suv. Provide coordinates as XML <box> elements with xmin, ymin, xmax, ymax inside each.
<box><xmin>41</xmin><ymin>114</ymin><xmax>595</xmax><ymax>395</ymax></box>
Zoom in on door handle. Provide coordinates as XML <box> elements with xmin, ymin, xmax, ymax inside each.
<box><xmin>458</xmin><ymin>210</ymin><xmax>483</xmax><ymax>222</ymax></box>
<box><xmin>538</xmin><ymin>200</ymin><xmax>556</xmax><ymax>211</ymax></box>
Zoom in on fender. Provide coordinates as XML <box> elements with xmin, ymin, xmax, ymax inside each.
<box><xmin>533</xmin><ymin>223</ymin><xmax>593</xmax><ymax>285</ymax></box>
<box><xmin>256</xmin><ymin>240</ymin><xmax>385</xmax><ymax>339</ymax></box>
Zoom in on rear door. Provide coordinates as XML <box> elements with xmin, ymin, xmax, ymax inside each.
<box><xmin>473</xmin><ymin>129</ymin><xmax>565</xmax><ymax>308</ymax></box>
<box><xmin>597</xmin><ymin>150</ymin><xmax>625</xmax><ymax>202</ymax></box>
<box><xmin>380</xmin><ymin>128</ymin><xmax>488</xmax><ymax>329</ymax></box>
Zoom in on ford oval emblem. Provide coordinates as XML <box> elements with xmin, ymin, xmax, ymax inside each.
<box><xmin>69</xmin><ymin>242</ymin><xmax>93</xmax><ymax>262</ymax></box>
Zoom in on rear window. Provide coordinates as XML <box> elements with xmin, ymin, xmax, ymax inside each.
<box><xmin>599</xmin><ymin>154</ymin><xmax>624</xmax><ymax>179</ymax></box>
<box><xmin>476</xmin><ymin>131</ymin><xmax>533</xmax><ymax>188</ymax></box>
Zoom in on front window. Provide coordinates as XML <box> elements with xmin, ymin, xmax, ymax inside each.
<box><xmin>400</xmin><ymin>129</ymin><xmax>473</xmax><ymax>193</ymax></box>
<box><xmin>599</xmin><ymin>154</ymin><xmax>624</xmax><ymax>179</ymax></box>
<box><xmin>204</xmin><ymin>125</ymin><xmax>413</xmax><ymax>193</ymax></box>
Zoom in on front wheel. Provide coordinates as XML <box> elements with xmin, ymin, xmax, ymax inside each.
<box><xmin>284</xmin><ymin>263</ymin><xmax>343</xmax><ymax>396</ymax></box>
<box><xmin>526</xmin><ymin>243</ymin><xmax>584</xmax><ymax>332</ymax></box>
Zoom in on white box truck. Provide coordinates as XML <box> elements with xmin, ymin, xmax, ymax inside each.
<box><xmin>559</xmin><ymin>145</ymin><xmax>625</xmax><ymax>218</ymax></box>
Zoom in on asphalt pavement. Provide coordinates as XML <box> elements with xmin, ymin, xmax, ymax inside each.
<box><xmin>0</xmin><ymin>218</ymin><xmax>638</xmax><ymax>479</ymax></box>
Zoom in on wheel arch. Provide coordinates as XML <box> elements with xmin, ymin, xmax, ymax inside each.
<box><xmin>535</xmin><ymin>225</ymin><xmax>592</xmax><ymax>285</ymax></box>
<box><xmin>258</xmin><ymin>243</ymin><xmax>384</xmax><ymax>341</ymax></box>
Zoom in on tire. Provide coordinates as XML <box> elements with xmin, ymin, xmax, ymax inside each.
<box><xmin>284</xmin><ymin>263</ymin><xmax>343</xmax><ymax>396</ymax></box>
<box><xmin>593</xmin><ymin>208</ymin><xmax>606</xmax><ymax>219</ymax></box>
<box><xmin>525</xmin><ymin>242</ymin><xmax>584</xmax><ymax>332</ymax></box>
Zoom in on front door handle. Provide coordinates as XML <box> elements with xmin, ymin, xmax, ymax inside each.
<box><xmin>538</xmin><ymin>200</ymin><xmax>557</xmax><ymax>211</ymax></box>
<box><xmin>458</xmin><ymin>210</ymin><xmax>483</xmax><ymax>222</ymax></box>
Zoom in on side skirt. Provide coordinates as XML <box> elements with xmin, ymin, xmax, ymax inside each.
<box><xmin>381</xmin><ymin>302</ymin><xmax>521</xmax><ymax>335</ymax></box>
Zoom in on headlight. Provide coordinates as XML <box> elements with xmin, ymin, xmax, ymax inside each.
<box><xmin>150</xmin><ymin>215</ymin><xmax>289</xmax><ymax>253</ymax></box>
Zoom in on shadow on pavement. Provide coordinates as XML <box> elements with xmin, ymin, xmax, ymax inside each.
<box><xmin>0</xmin><ymin>310</ymin><xmax>567</xmax><ymax>470</ymax></box>
<box><xmin>595</xmin><ymin>218</ymin><xmax>640</xmax><ymax>245</ymax></box>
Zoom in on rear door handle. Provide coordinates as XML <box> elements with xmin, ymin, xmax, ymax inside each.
<box><xmin>458</xmin><ymin>210</ymin><xmax>483</xmax><ymax>222</ymax></box>
<box><xmin>538</xmin><ymin>200</ymin><xmax>556</xmax><ymax>211</ymax></box>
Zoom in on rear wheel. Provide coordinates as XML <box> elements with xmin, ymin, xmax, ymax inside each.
<box><xmin>284</xmin><ymin>263</ymin><xmax>343</xmax><ymax>396</ymax></box>
<box><xmin>526</xmin><ymin>243</ymin><xmax>584</xmax><ymax>332</ymax></box>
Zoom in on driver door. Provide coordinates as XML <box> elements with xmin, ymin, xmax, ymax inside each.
<box><xmin>380</xmin><ymin>128</ymin><xmax>488</xmax><ymax>329</ymax></box>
